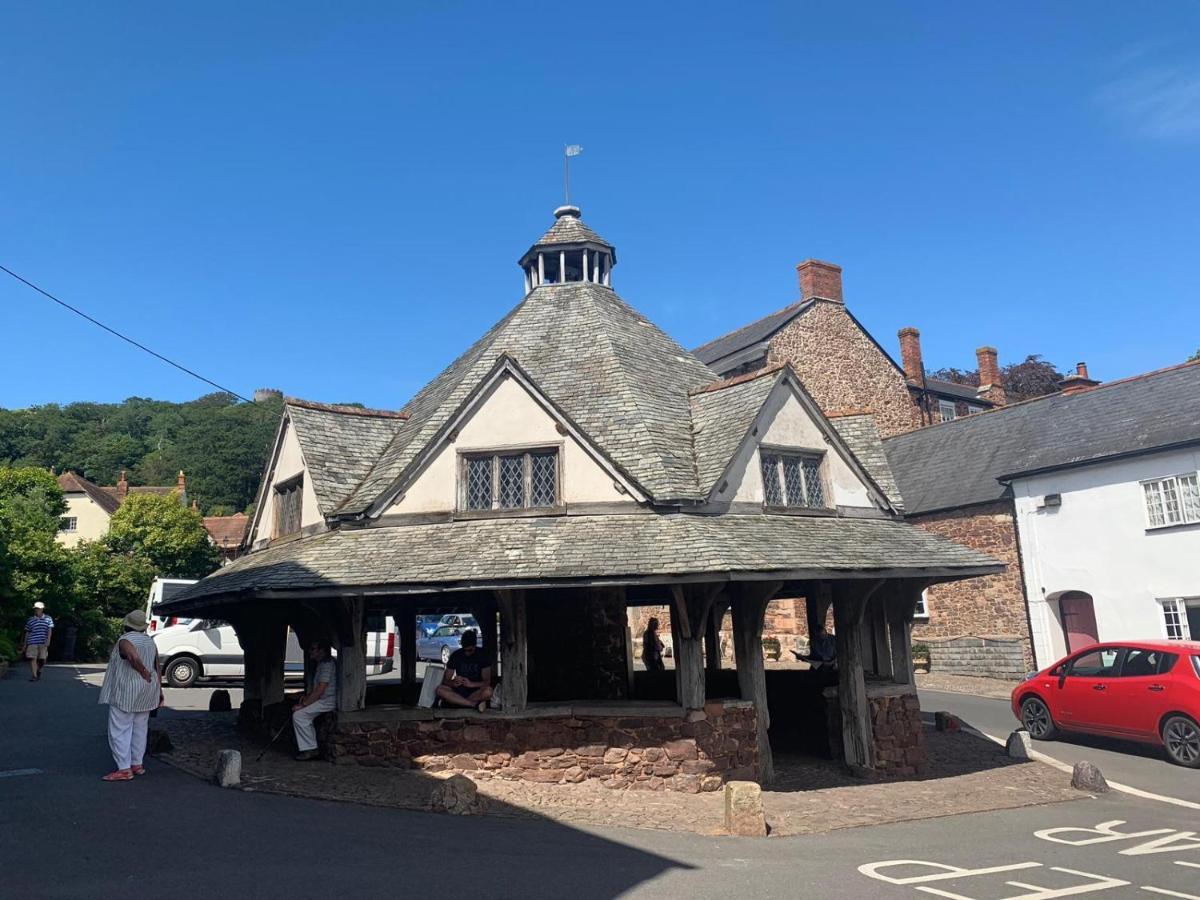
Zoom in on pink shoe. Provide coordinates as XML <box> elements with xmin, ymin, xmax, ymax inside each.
<box><xmin>102</xmin><ymin>770</ymin><xmax>133</xmax><ymax>781</ymax></box>
<box><xmin>131</xmin><ymin>765</ymin><xmax>146</xmax><ymax>776</ymax></box>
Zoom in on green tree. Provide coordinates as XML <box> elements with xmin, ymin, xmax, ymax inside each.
<box><xmin>930</xmin><ymin>354</ymin><xmax>1065</xmax><ymax>403</ymax></box>
<box><xmin>104</xmin><ymin>492</ymin><xmax>220</xmax><ymax>578</ymax></box>
<box><xmin>0</xmin><ymin>467</ymin><xmax>73</xmax><ymax>652</ymax></box>
<box><xmin>1189</xmin><ymin>348</ymin><xmax>1199</xmax><ymax>362</ymax></box>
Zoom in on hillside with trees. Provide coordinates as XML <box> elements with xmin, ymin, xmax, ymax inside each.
<box><xmin>0</xmin><ymin>392</ymin><xmax>283</xmax><ymax>515</ymax></box>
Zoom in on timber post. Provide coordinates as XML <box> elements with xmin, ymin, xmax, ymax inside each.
<box><xmin>869</xmin><ymin>594</ymin><xmax>893</xmax><ymax>680</ymax></box>
<box><xmin>832</xmin><ymin>579</ymin><xmax>884</xmax><ymax>769</ymax></box>
<box><xmin>398</xmin><ymin>601</ymin><xmax>417</xmax><ymax>687</ymax></box>
<box><xmin>730</xmin><ymin>580</ymin><xmax>783</xmax><ymax>785</ymax></box>
<box><xmin>888</xmin><ymin>581</ymin><xmax>926</xmax><ymax>686</ymax></box>
<box><xmin>335</xmin><ymin>597</ymin><xmax>367</xmax><ymax>712</ymax></box>
<box><xmin>705</xmin><ymin>598</ymin><xmax>730</xmax><ymax>673</ymax></box>
<box><xmin>669</xmin><ymin>585</ymin><xmax>714</xmax><ymax>710</ymax></box>
<box><xmin>495</xmin><ymin>589</ymin><xmax>527</xmax><ymax>712</ymax></box>
<box><xmin>260</xmin><ymin>620</ymin><xmax>287</xmax><ymax>708</ymax></box>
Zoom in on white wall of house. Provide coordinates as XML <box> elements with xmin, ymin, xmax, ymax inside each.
<box><xmin>388</xmin><ymin>373</ymin><xmax>630</xmax><ymax>515</ymax></box>
<box><xmin>254</xmin><ymin>421</ymin><xmax>323</xmax><ymax>541</ymax></box>
<box><xmin>55</xmin><ymin>493</ymin><xmax>112</xmax><ymax>547</ymax></box>
<box><xmin>720</xmin><ymin>386</ymin><xmax>878</xmax><ymax>510</ymax></box>
<box><xmin>1013</xmin><ymin>445</ymin><xmax>1200</xmax><ymax>667</ymax></box>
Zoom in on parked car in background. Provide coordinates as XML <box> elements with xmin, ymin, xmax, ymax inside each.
<box><xmin>416</xmin><ymin>613</ymin><xmax>478</xmax><ymax>637</ymax></box>
<box><xmin>416</xmin><ymin>624</ymin><xmax>477</xmax><ymax>665</ymax></box>
<box><xmin>152</xmin><ymin>613</ymin><xmax>395</xmax><ymax>688</ymax></box>
<box><xmin>1012</xmin><ymin>640</ymin><xmax>1200</xmax><ymax>768</ymax></box>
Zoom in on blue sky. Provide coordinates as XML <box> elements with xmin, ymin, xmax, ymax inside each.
<box><xmin>3</xmin><ymin>2</ymin><xmax>1198</xmax><ymax>409</ymax></box>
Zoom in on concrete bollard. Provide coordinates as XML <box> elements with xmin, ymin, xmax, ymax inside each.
<box><xmin>1006</xmin><ymin>729</ymin><xmax>1033</xmax><ymax>760</ymax></box>
<box><xmin>214</xmin><ymin>749</ymin><xmax>242</xmax><ymax>788</ymax></box>
<box><xmin>1070</xmin><ymin>760</ymin><xmax>1109</xmax><ymax>793</ymax></box>
<box><xmin>723</xmin><ymin>780</ymin><xmax>767</xmax><ymax>837</ymax></box>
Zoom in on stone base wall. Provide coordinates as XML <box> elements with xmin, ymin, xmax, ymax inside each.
<box><xmin>824</xmin><ymin>685</ymin><xmax>927</xmax><ymax>777</ymax></box>
<box><xmin>924</xmin><ymin>635</ymin><xmax>1027</xmax><ymax>678</ymax></box>
<box><xmin>330</xmin><ymin>700</ymin><xmax>757</xmax><ymax>793</ymax></box>
<box><xmin>910</xmin><ymin>501</ymin><xmax>1034</xmax><ymax>670</ymax></box>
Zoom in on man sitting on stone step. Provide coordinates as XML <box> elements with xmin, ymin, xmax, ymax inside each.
<box><xmin>435</xmin><ymin>629</ymin><xmax>493</xmax><ymax>713</ymax></box>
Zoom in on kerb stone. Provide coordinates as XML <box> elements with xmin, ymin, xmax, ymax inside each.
<box><xmin>213</xmin><ymin>749</ymin><xmax>241</xmax><ymax>788</ymax></box>
<box><xmin>1006</xmin><ymin>729</ymin><xmax>1033</xmax><ymax>760</ymax></box>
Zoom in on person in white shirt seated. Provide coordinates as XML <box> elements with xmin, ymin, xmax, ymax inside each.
<box><xmin>292</xmin><ymin>640</ymin><xmax>337</xmax><ymax>761</ymax></box>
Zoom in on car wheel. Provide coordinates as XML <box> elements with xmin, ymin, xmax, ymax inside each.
<box><xmin>440</xmin><ymin>646</ymin><xmax>451</xmax><ymax>665</ymax></box>
<box><xmin>1162</xmin><ymin>715</ymin><xmax>1200</xmax><ymax>768</ymax></box>
<box><xmin>166</xmin><ymin>656</ymin><xmax>200</xmax><ymax>689</ymax></box>
<box><xmin>1020</xmin><ymin>696</ymin><xmax>1059</xmax><ymax>740</ymax></box>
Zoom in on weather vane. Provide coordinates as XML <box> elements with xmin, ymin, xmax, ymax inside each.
<box><xmin>563</xmin><ymin>144</ymin><xmax>583</xmax><ymax>205</ymax></box>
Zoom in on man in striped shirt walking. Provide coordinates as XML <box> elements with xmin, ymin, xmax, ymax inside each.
<box><xmin>20</xmin><ymin>602</ymin><xmax>54</xmax><ymax>681</ymax></box>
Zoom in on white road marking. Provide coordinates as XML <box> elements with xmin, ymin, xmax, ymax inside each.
<box><xmin>1175</xmin><ymin>861</ymin><xmax>1200</xmax><ymax>869</ymax></box>
<box><xmin>0</xmin><ymin>768</ymin><xmax>44</xmax><ymax>778</ymax></box>
<box><xmin>1142</xmin><ymin>887</ymin><xmax>1200</xmax><ymax>899</ymax></box>
<box><xmin>967</xmin><ymin>725</ymin><xmax>1200</xmax><ymax>813</ymax></box>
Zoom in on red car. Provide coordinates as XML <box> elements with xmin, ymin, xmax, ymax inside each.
<box><xmin>1012</xmin><ymin>640</ymin><xmax>1200</xmax><ymax>768</ymax></box>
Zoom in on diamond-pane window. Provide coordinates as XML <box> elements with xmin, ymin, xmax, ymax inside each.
<box><xmin>499</xmin><ymin>455</ymin><xmax>524</xmax><ymax>508</ymax></box>
<box><xmin>802</xmin><ymin>456</ymin><xmax>825</xmax><ymax>507</ymax></box>
<box><xmin>761</xmin><ymin>450</ymin><xmax>826</xmax><ymax>509</ymax></box>
<box><xmin>761</xmin><ymin>454</ymin><xmax>784</xmax><ymax>506</ymax></box>
<box><xmin>462</xmin><ymin>448</ymin><xmax>559</xmax><ymax>512</ymax></box>
<box><xmin>531</xmin><ymin>452</ymin><xmax>557</xmax><ymax>507</ymax></box>
<box><xmin>466</xmin><ymin>457</ymin><xmax>493</xmax><ymax>510</ymax></box>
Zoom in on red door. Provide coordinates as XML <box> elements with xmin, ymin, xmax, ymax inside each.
<box><xmin>1061</xmin><ymin>594</ymin><xmax>1099</xmax><ymax>653</ymax></box>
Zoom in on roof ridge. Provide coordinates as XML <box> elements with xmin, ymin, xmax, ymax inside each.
<box><xmin>692</xmin><ymin>300</ymin><xmax>810</xmax><ymax>356</ymax></box>
<box><xmin>285</xmin><ymin>397</ymin><xmax>409</xmax><ymax>420</ymax></box>
<box><xmin>884</xmin><ymin>358</ymin><xmax>1200</xmax><ymax>443</ymax></box>
<box><xmin>688</xmin><ymin>362</ymin><xmax>787</xmax><ymax>396</ymax></box>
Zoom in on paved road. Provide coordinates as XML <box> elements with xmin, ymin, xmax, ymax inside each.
<box><xmin>4</xmin><ymin>666</ymin><xmax>1200</xmax><ymax>899</ymax></box>
<box><xmin>921</xmin><ymin>688</ymin><xmax>1200</xmax><ymax>806</ymax></box>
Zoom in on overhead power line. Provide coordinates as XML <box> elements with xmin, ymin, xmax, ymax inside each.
<box><xmin>1</xmin><ymin>263</ymin><xmax>251</xmax><ymax>402</ymax></box>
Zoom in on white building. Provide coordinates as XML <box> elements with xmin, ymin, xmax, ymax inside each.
<box><xmin>1013</xmin><ymin>443</ymin><xmax>1200</xmax><ymax>666</ymax></box>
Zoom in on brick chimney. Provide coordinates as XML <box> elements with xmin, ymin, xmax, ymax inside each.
<box><xmin>976</xmin><ymin>346</ymin><xmax>1007</xmax><ymax>407</ymax></box>
<box><xmin>117</xmin><ymin>470</ymin><xmax>129</xmax><ymax>499</ymax></box>
<box><xmin>1058</xmin><ymin>361</ymin><xmax>1100</xmax><ymax>395</ymax></box>
<box><xmin>797</xmin><ymin>259</ymin><xmax>843</xmax><ymax>303</ymax></box>
<box><xmin>898</xmin><ymin>327</ymin><xmax>924</xmax><ymax>382</ymax></box>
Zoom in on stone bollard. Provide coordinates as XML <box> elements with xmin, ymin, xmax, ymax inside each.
<box><xmin>723</xmin><ymin>781</ymin><xmax>767</xmax><ymax>837</ymax></box>
<box><xmin>1006</xmin><ymin>729</ymin><xmax>1033</xmax><ymax>760</ymax></box>
<box><xmin>209</xmin><ymin>689</ymin><xmax>232</xmax><ymax>712</ymax></box>
<box><xmin>1070</xmin><ymin>760</ymin><xmax>1109</xmax><ymax>793</ymax></box>
<box><xmin>430</xmin><ymin>774</ymin><xmax>482</xmax><ymax>815</ymax></box>
<box><xmin>214</xmin><ymin>749</ymin><xmax>242</xmax><ymax>788</ymax></box>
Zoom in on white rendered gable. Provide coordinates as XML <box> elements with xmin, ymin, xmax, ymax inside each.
<box><xmin>715</xmin><ymin>381</ymin><xmax>882</xmax><ymax>510</ymax></box>
<box><xmin>249</xmin><ymin>419</ymin><xmax>322</xmax><ymax>545</ymax></box>
<box><xmin>386</xmin><ymin>372</ymin><xmax>632</xmax><ymax>515</ymax></box>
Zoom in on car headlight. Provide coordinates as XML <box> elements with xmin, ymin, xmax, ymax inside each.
<box><xmin>1023</xmin><ymin>671</ymin><xmax>1039</xmax><ymax>682</ymax></box>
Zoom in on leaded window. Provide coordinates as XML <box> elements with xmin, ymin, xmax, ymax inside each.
<box><xmin>461</xmin><ymin>448</ymin><xmax>559</xmax><ymax>512</ymax></box>
<box><xmin>273</xmin><ymin>477</ymin><xmax>303</xmax><ymax>538</ymax></box>
<box><xmin>760</xmin><ymin>451</ymin><xmax>827</xmax><ymax>510</ymax></box>
<box><xmin>1143</xmin><ymin>473</ymin><xmax>1200</xmax><ymax>529</ymax></box>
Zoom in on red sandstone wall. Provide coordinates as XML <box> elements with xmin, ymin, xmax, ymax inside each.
<box><xmin>909</xmin><ymin>501</ymin><xmax>1033</xmax><ymax>667</ymax></box>
<box><xmin>766</xmin><ymin>302</ymin><xmax>924</xmax><ymax>438</ymax></box>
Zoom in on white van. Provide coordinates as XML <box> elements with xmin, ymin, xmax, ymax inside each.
<box><xmin>145</xmin><ymin>578</ymin><xmax>199</xmax><ymax>633</ymax></box>
<box><xmin>153</xmin><ymin>613</ymin><xmax>395</xmax><ymax>688</ymax></box>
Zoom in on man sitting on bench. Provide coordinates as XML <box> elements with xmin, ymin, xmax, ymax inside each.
<box><xmin>435</xmin><ymin>629</ymin><xmax>493</xmax><ymax>712</ymax></box>
<box><xmin>793</xmin><ymin>623</ymin><xmax>837</xmax><ymax>669</ymax></box>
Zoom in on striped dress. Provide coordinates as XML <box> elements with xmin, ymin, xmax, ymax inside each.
<box><xmin>98</xmin><ymin>632</ymin><xmax>160</xmax><ymax>712</ymax></box>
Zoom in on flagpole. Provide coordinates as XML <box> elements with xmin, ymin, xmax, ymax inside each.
<box><xmin>563</xmin><ymin>146</ymin><xmax>569</xmax><ymax>205</ymax></box>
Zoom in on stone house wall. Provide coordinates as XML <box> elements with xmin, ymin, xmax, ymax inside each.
<box><xmin>766</xmin><ymin>301</ymin><xmax>924</xmax><ymax>439</ymax></box>
<box><xmin>909</xmin><ymin>500</ymin><xmax>1034</xmax><ymax>669</ymax></box>
<box><xmin>330</xmin><ymin>700</ymin><xmax>758</xmax><ymax>793</ymax></box>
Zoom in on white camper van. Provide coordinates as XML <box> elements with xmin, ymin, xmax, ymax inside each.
<box><xmin>152</xmin><ymin>613</ymin><xmax>395</xmax><ymax>688</ymax></box>
<box><xmin>145</xmin><ymin>577</ymin><xmax>199</xmax><ymax>633</ymax></box>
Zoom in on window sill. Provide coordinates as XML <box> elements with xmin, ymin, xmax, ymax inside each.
<box><xmin>455</xmin><ymin>506</ymin><xmax>567</xmax><ymax>521</ymax></box>
<box><xmin>762</xmin><ymin>505</ymin><xmax>837</xmax><ymax>517</ymax></box>
<box><xmin>1144</xmin><ymin>520</ymin><xmax>1200</xmax><ymax>534</ymax></box>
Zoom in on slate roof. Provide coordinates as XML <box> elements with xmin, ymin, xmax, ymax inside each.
<box><xmin>884</xmin><ymin>361</ymin><xmax>1200</xmax><ymax>515</ymax></box>
<box><xmin>338</xmin><ymin>280</ymin><xmax>719</xmax><ymax>513</ymax></box>
<box><xmin>688</xmin><ymin>368</ymin><xmax>781</xmax><ymax>495</ymax></box>
<box><xmin>58</xmin><ymin>472</ymin><xmax>121</xmax><ymax>515</ymax></box>
<box><xmin>532</xmin><ymin>212</ymin><xmax>611</xmax><ymax>249</ymax></box>
<box><xmin>159</xmin><ymin>513</ymin><xmax>1002</xmax><ymax>610</ymax></box>
<box><xmin>692</xmin><ymin>300</ymin><xmax>815</xmax><ymax>369</ymax></box>
<box><xmin>830</xmin><ymin>414</ymin><xmax>904</xmax><ymax>511</ymax></box>
<box><xmin>922</xmin><ymin>378</ymin><xmax>987</xmax><ymax>403</ymax></box>
<box><xmin>284</xmin><ymin>400</ymin><xmax>407</xmax><ymax>515</ymax></box>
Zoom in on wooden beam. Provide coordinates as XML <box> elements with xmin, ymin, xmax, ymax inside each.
<box><xmin>706</xmin><ymin>598</ymin><xmax>730</xmax><ymax>673</ymax></box>
<box><xmin>888</xmin><ymin>582</ymin><xmax>926</xmax><ymax>686</ymax></box>
<box><xmin>261</xmin><ymin>622</ymin><xmax>287</xmax><ymax>707</ymax></box>
<box><xmin>335</xmin><ymin>597</ymin><xmax>367</xmax><ymax>712</ymax></box>
<box><xmin>832</xmin><ymin>579</ymin><xmax>883</xmax><ymax>769</ymax></box>
<box><xmin>495</xmin><ymin>589</ymin><xmax>528</xmax><ymax>712</ymax></box>
<box><xmin>398</xmin><ymin>600</ymin><xmax>417</xmax><ymax>686</ymax></box>
<box><xmin>870</xmin><ymin>596</ymin><xmax>892</xmax><ymax>680</ymax></box>
<box><xmin>731</xmin><ymin>580</ymin><xmax>783</xmax><ymax>785</ymax></box>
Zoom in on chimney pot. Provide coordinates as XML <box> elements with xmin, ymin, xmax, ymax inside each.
<box><xmin>117</xmin><ymin>470</ymin><xmax>129</xmax><ymax>499</ymax></box>
<box><xmin>1076</xmin><ymin>361</ymin><xmax>1089</xmax><ymax>378</ymax></box>
<box><xmin>898</xmin><ymin>327</ymin><xmax>924</xmax><ymax>382</ymax></box>
<box><xmin>1058</xmin><ymin>361</ymin><xmax>1100</xmax><ymax>395</ymax></box>
<box><xmin>796</xmin><ymin>259</ymin><xmax>843</xmax><ymax>303</ymax></box>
